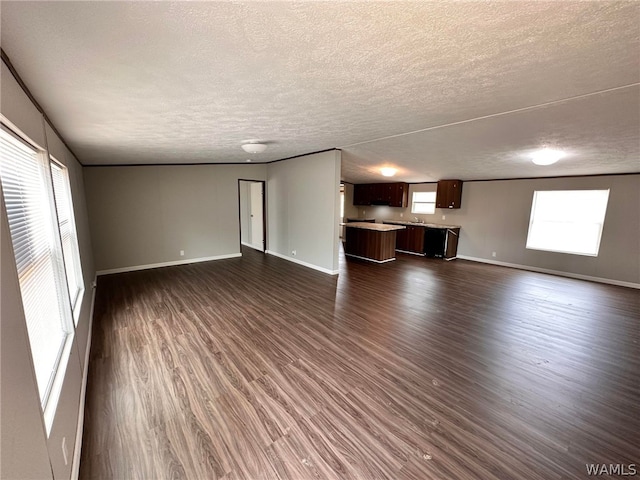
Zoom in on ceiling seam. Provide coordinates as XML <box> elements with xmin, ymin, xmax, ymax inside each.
<box><xmin>339</xmin><ymin>83</ymin><xmax>640</xmax><ymax>149</ymax></box>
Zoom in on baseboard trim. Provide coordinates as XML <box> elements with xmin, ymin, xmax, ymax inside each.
<box><xmin>266</xmin><ymin>250</ymin><xmax>339</xmax><ymax>275</ymax></box>
<box><xmin>457</xmin><ymin>255</ymin><xmax>640</xmax><ymax>289</ymax></box>
<box><xmin>96</xmin><ymin>253</ymin><xmax>242</xmax><ymax>276</ymax></box>
<box><xmin>71</xmin><ymin>275</ymin><xmax>97</xmax><ymax>480</ymax></box>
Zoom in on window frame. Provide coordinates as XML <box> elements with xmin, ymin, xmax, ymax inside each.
<box><xmin>0</xmin><ymin>122</ymin><xmax>76</xmax><ymax>430</ymax></box>
<box><xmin>49</xmin><ymin>156</ymin><xmax>84</xmax><ymax>318</ymax></box>
<box><xmin>525</xmin><ymin>189</ymin><xmax>610</xmax><ymax>257</ymax></box>
<box><xmin>411</xmin><ymin>191</ymin><xmax>436</xmax><ymax>215</ymax></box>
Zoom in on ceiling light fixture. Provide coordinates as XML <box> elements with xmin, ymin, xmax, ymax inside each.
<box><xmin>380</xmin><ymin>167</ymin><xmax>397</xmax><ymax>177</ymax></box>
<box><xmin>241</xmin><ymin>141</ymin><xmax>268</xmax><ymax>154</ymax></box>
<box><xmin>531</xmin><ymin>148</ymin><xmax>565</xmax><ymax>166</ymax></box>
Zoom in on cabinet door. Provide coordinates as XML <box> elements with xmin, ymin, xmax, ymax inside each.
<box><xmin>406</xmin><ymin>226</ymin><xmax>425</xmax><ymax>253</ymax></box>
<box><xmin>389</xmin><ymin>183</ymin><xmax>408</xmax><ymax>207</ymax></box>
<box><xmin>366</xmin><ymin>184</ymin><xmax>377</xmax><ymax>203</ymax></box>
<box><xmin>373</xmin><ymin>184</ymin><xmax>386</xmax><ymax>202</ymax></box>
<box><xmin>383</xmin><ymin>184</ymin><xmax>393</xmax><ymax>203</ymax></box>
<box><xmin>401</xmin><ymin>183</ymin><xmax>408</xmax><ymax>207</ymax></box>
<box><xmin>370</xmin><ymin>184</ymin><xmax>380</xmax><ymax>202</ymax></box>
<box><xmin>353</xmin><ymin>184</ymin><xmax>369</xmax><ymax>205</ymax></box>
<box><xmin>353</xmin><ymin>185</ymin><xmax>360</xmax><ymax>205</ymax></box>
<box><xmin>448</xmin><ymin>181</ymin><xmax>462</xmax><ymax>208</ymax></box>
<box><xmin>436</xmin><ymin>180</ymin><xmax>463</xmax><ymax>209</ymax></box>
<box><xmin>444</xmin><ymin>228</ymin><xmax>460</xmax><ymax>259</ymax></box>
<box><xmin>436</xmin><ymin>181</ymin><xmax>450</xmax><ymax>208</ymax></box>
<box><xmin>395</xmin><ymin>227</ymin><xmax>409</xmax><ymax>251</ymax></box>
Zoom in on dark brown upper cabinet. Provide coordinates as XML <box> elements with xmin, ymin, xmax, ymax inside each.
<box><xmin>353</xmin><ymin>182</ymin><xmax>408</xmax><ymax>207</ymax></box>
<box><xmin>436</xmin><ymin>180</ymin><xmax>463</xmax><ymax>209</ymax></box>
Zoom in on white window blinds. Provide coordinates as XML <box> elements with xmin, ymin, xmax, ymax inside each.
<box><xmin>0</xmin><ymin>128</ymin><xmax>73</xmax><ymax>405</ymax></box>
<box><xmin>51</xmin><ymin>160</ymin><xmax>83</xmax><ymax>311</ymax></box>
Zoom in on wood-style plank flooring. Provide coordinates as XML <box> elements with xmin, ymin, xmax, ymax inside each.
<box><xmin>80</xmin><ymin>247</ymin><xmax>640</xmax><ymax>479</ymax></box>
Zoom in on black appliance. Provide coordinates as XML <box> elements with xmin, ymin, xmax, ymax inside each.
<box><xmin>424</xmin><ymin>228</ymin><xmax>446</xmax><ymax>258</ymax></box>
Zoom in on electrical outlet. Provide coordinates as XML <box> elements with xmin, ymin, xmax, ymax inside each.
<box><xmin>180</xmin><ymin>250</ymin><xmax>185</xmax><ymax>256</ymax></box>
<box><xmin>442</xmin><ymin>215</ymin><xmax>446</xmax><ymax>220</ymax></box>
<box><xmin>292</xmin><ymin>250</ymin><xmax>297</xmax><ymax>256</ymax></box>
<box><xmin>492</xmin><ymin>251</ymin><xmax>497</xmax><ymax>257</ymax></box>
<box><xmin>400</xmin><ymin>213</ymin><xmax>403</xmax><ymax>217</ymax></box>
<box><xmin>62</xmin><ymin>437</ymin><xmax>68</xmax><ymax>466</ymax></box>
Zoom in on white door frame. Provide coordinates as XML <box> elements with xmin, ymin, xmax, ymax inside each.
<box><xmin>238</xmin><ymin>179</ymin><xmax>266</xmax><ymax>252</ymax></box>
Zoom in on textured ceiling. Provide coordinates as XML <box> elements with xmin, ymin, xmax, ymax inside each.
<box><xmin>1</xmin><ymin>1</ymin><xmax>639</xmax><ymax>182</ymax></box>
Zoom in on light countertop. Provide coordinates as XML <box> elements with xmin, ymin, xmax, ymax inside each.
<box><xmin>384</xmin><ymin>220</ymin><xmax>461</xmax><ymax>229</ymax></box>
<box><xmin>343</xmin><ymin>222</ymin><xmax>406</xmax><ymax>231</ymax></box>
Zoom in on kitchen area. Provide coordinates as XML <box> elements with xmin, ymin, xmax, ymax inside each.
<box><xmin>342</xmin><ymin>180</ymin><xmax>463</xmax><ymax>263</ymax></box>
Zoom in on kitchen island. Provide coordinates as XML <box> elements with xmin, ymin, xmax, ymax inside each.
<box><xmin>343</xmin><ymin>222</ymin><xmax>406</xmax><ymax>263</ymax></box>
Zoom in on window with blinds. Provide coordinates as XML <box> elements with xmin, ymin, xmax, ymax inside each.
<box><xmin>0</xmin><ymin>127</ymin><xmax>74</xmax><ymax>406</ymax></box>
<box><xmin>50</xmin><ymin>159</ymin><xmax>84</xmax><ymax>313</ymax></box>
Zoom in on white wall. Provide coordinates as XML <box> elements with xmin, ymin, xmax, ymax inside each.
<box><xmin>84</xmin><ymin>164</ymin><xmax>267</xmax><ymax>272</ymax></box>
<box><xmin>452</xmin><ymin>176</ymin><xmax>640</xmax><ymax>286</ymax></box>
<box><xmin>1</xmin><ymin>61</ymin><xmax>96</xmax><ymax>480</ymax></box>
<box><xmin>267</xmin><ymin>150</ymin><xmax>341</xmax><ymax>274</ymax></box>
<box><xmin>347</xmin><ymin>176</ymin><xmax>640</xmax><ymax>286</ymax></box>
<box><xmin>84</xmin><ymin>151</ymin><xmax>344</xmax><ymax>276</ymax></box>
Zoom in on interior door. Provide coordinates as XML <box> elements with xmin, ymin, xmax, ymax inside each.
<box><xmin>250</xmin><ymin>182</ymin><xmax>264</xmax><ymax>250</ymax></box>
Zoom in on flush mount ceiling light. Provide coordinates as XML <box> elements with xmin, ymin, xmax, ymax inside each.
<box><xmin>380</xmin><ymin>167</ymin><xmax>397</xmax><ymax>177</ymax></box>
<box><xmin>531</xmin><ymin>148</ymin><xmax>566</xmax><ymax>166</ymax></box>
<box><xmin>241</xmin><ymin>140</ymin><xmax>268</xmax><ymax>154</ymax></box>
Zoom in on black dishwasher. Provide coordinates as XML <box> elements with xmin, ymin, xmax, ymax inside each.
<box><xmin>424</xmin><ymin>228</ymin><xmax>446</xmax><ymax>257</ymax></box>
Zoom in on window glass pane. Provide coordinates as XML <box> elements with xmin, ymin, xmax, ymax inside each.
<box><xmin>526</xmin><ymin>190</ymin><xmax>609</xmax><ymax>256</ymax></box>
<box><xmin>50</xmin><ymin>160</ymin><xmax>83</xmax><ymax>310</ymax></box>
<box><xmin>413</xmin><ymin>203</ymin><xmax>436</xmax><ymax>214</ymax></box>
<box><xmin>0</xmin><ymin>128</ymin><xmax>71</xmax><ymax>405</ymax></box>
<box><xmin>411</xmin><ymin>191</ymin><xmax>436</xmax><ymax>214</ymax></box>
<box><xmin>413</xmin><ymin>191</ymin><xmax>436</xmax><ymax>202</ymax></box>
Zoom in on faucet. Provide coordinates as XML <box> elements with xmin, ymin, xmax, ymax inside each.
<box><xmin>414</xmin><ymin>216</ymin><xmax>424</xmax><ymax>224</ymax></box>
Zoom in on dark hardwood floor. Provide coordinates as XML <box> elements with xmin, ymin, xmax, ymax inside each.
<box><xmin>80</xmin><ymin>247</ymin><xmax>640</xmax><ymax>479</ymax></box>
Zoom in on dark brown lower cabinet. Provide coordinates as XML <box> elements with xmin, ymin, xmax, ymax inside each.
<box><xmin>384</xmin><ymin>222</ymin><xmax>460</xmax><ymax>259</ymax></box>
<box><xmin>395</xmin><ymin>225</ymin><xmax>425</xmax><ymax>255</ymax></box>
<box><xmin>444</xmin><ymin>228</ymin><xmax>460</xmax><ymax>259</ymax></box>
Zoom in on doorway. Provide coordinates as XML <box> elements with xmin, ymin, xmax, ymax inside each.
<box><xmin>239</xmin><ymin>180</ymin><xmax>266</xmax><ymax>252</ymax></box>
